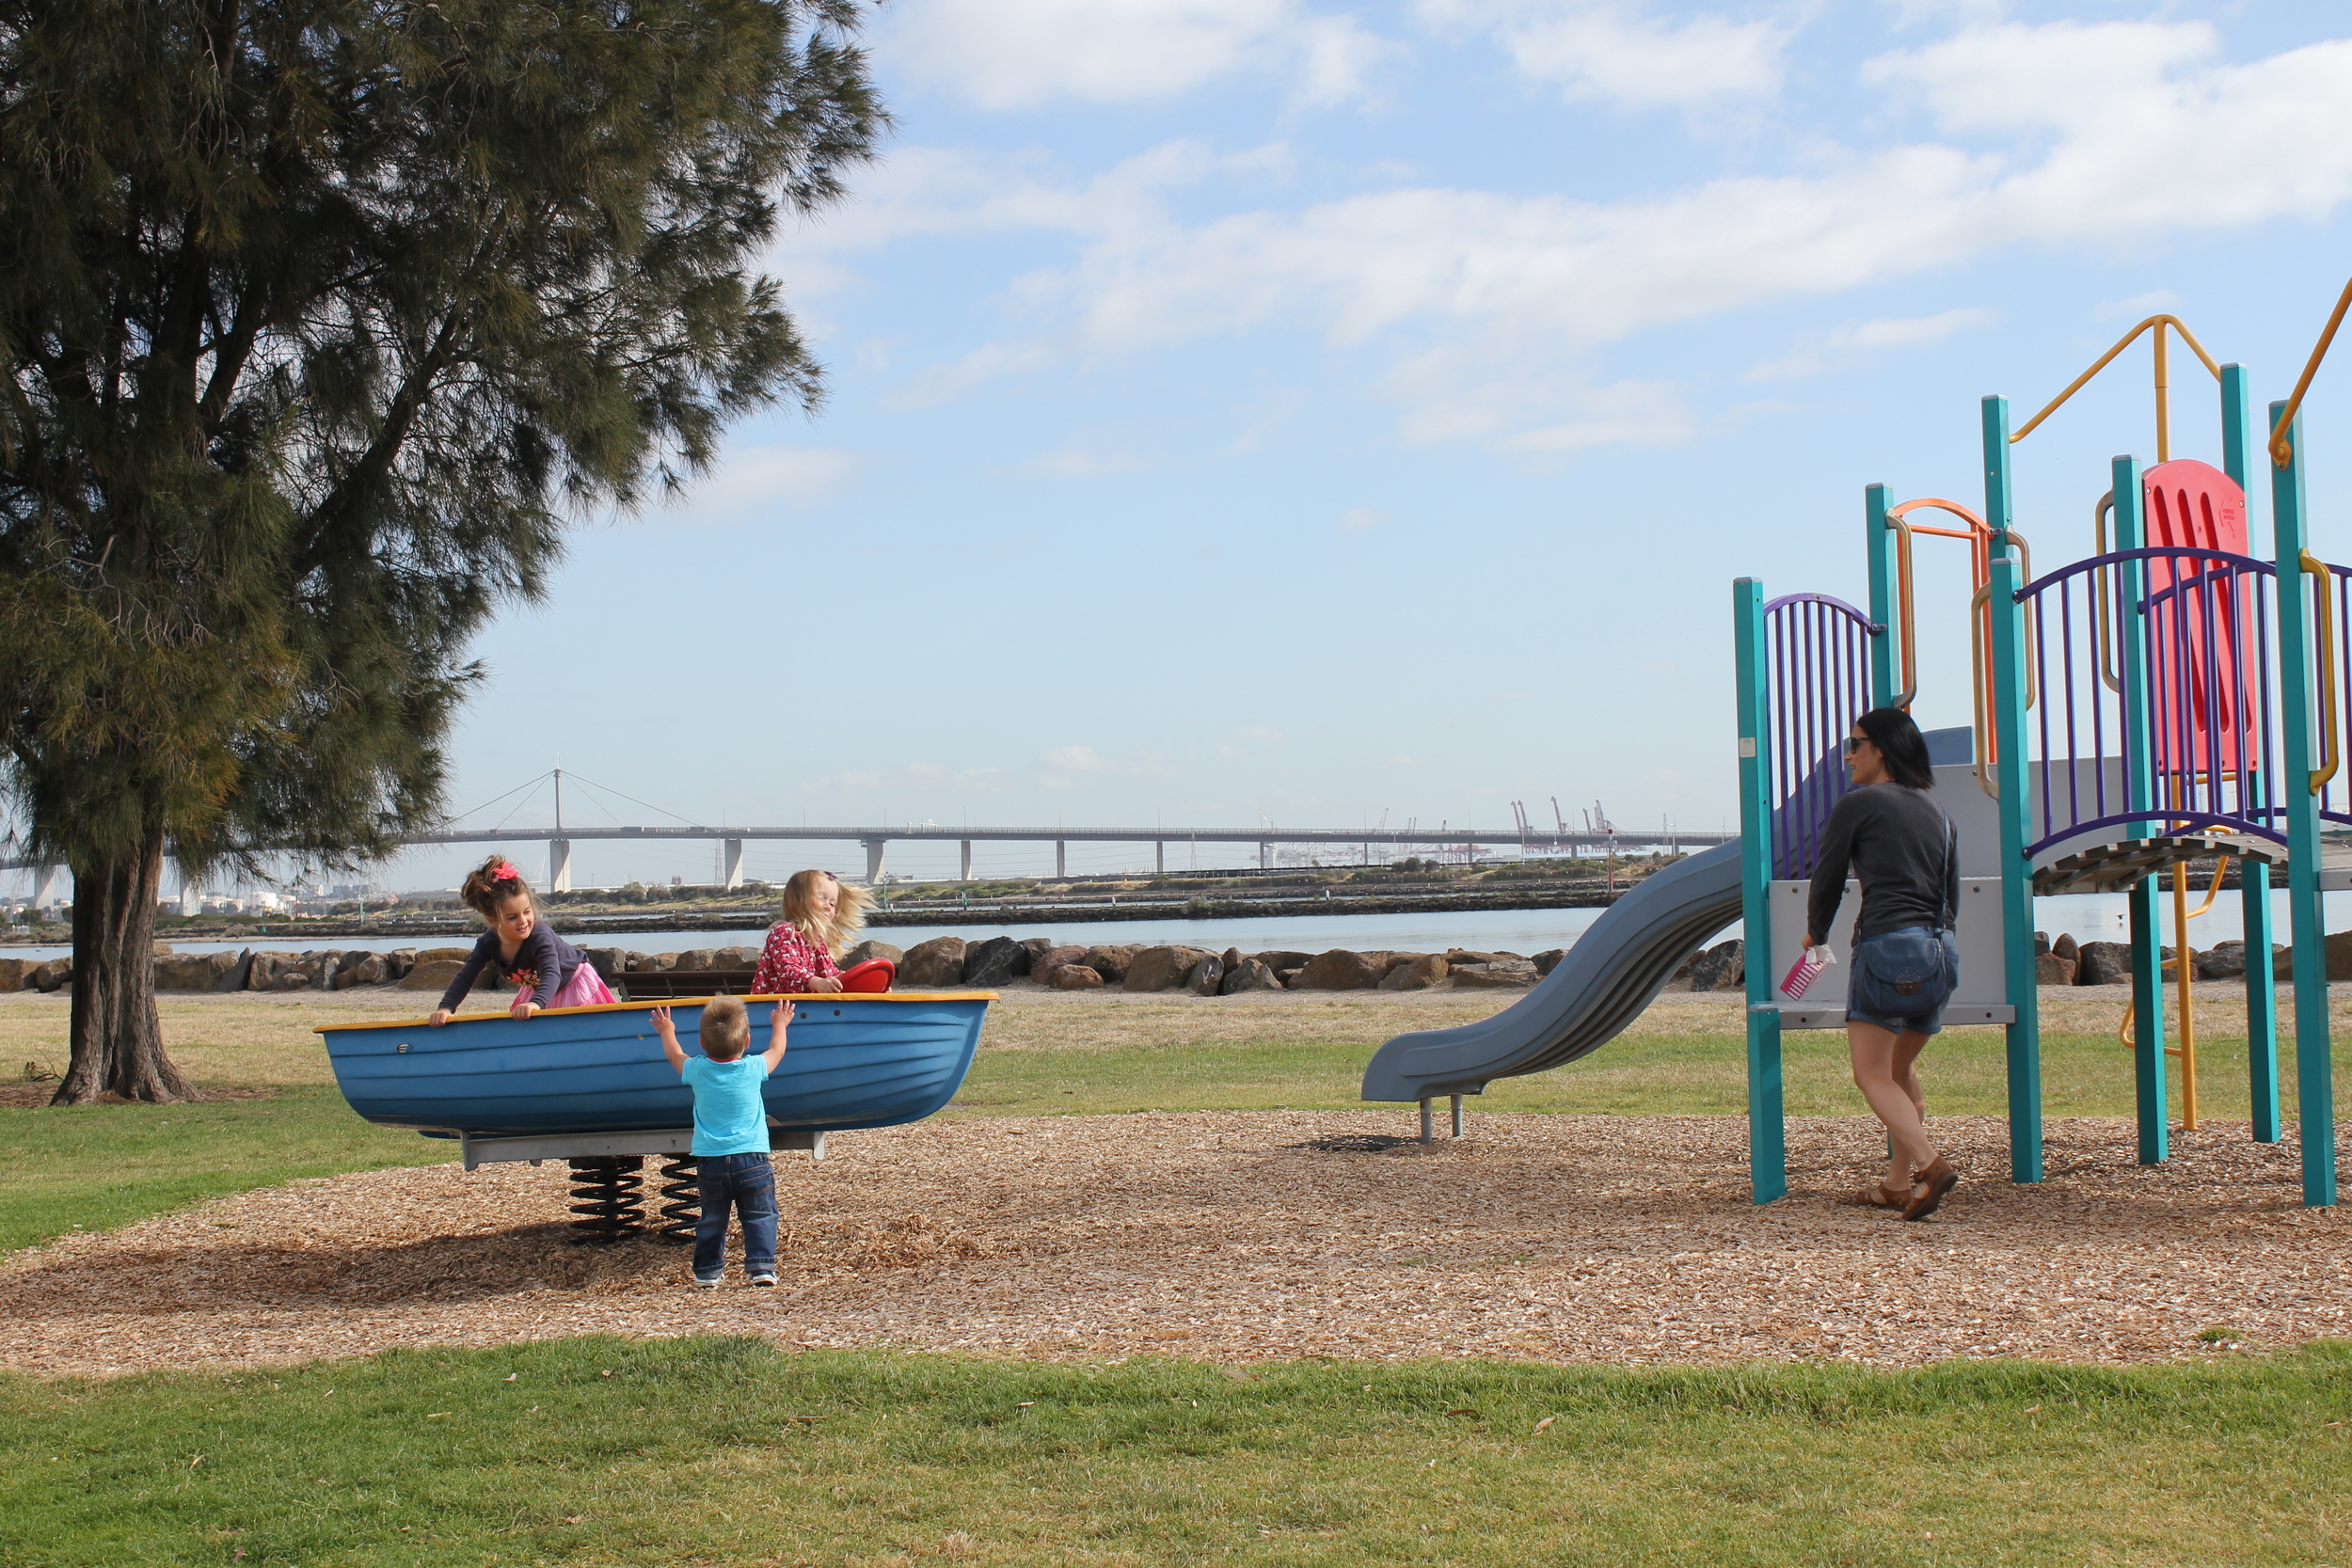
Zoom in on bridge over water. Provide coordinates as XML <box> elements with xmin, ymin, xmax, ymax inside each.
<box><xmin>1</xmin><ymin>768</ymin><xmax>1724</xmax><ymax>900</ymax></box>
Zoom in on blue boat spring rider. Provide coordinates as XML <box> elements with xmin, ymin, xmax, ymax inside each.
<box><xmin>317</xmin><ymin>989</ymin><xmax>994</xmax><ymax>1242</ymax></box>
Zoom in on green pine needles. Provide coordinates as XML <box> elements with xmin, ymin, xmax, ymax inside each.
<box><xmin>0</xmin><ymin>0</ymin><xmax>886</xmax><ymax>1101</ymax></box>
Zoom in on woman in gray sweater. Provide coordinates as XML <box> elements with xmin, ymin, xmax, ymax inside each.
<box><xmin>1802</xmin><ymin>706</ymin><xmax>1962</xmax><ymax>1221</ymax></box>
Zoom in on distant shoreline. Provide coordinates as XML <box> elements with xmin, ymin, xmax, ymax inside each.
<box><xmin>0</xmin><ymin>886</ymin><xmax>1632</xmax><ymax>947</ymax></box>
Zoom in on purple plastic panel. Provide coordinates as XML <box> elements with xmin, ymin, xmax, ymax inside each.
<box><xmin>2017</xmin><ymin>546</ymin><xmax>2281</xmax><ymax>859</ymax></box>
<box><xmin>1760</xmin><ymin>593</ymin><xmax>1876</xmax><ymax>879</ymax></box>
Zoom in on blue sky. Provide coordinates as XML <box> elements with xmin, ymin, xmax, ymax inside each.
<box><xmin>234</xmin><ymin>3</ymin><xmax>2352</xmax><ymax>892</ymax></box>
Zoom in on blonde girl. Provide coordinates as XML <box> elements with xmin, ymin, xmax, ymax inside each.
<box><xmin>427</xmin><ymin>855</ymin><xmax>617</xmax><ymax>1024</ymax></box>
<box><xmin>750</xmin><ymin>869</ymin><xmax>873</xmax><ymax>994</ymax></box>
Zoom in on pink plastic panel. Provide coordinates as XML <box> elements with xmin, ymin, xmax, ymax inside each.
<box><xmin>2141</xmin><ymin>458</ymin><xmax>2254</xmax><ymax>779</ymax></box>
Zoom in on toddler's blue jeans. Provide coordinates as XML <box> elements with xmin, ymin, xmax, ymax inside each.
<box><xmin>692</xmin><ymin>1152</ymin><xmax>778</xmax><ymax>1282</ymax></box>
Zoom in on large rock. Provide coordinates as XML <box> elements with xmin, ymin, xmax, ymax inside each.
<box><xmin>0</xmin><ymin>956</ymin><xmax>34</xmax><ymax>990</ymax></box>
<box><xmin>155</xmin><ymin>952</ymin><xmax>236</xmax><ymax>990</ymax></box>
<box><xmin>582</xmin><ymin>947</ymin><xmax>627</xmax><ymax>983</ymax></box>
<box><xmin>2035</xmin><ymin>953</ymin><xmax>2076</xmax><ymax>986</ymax></box>
<box><xmin>1251</xmin><ymin>950</ymin><xmax>1313</xmax><ymax>974</ymax></box>
<box><xmin>246</xmin><ymin>951</ymin><xmax>300</xmax><ymax>990</ymax></box>
<box><xmin>1185</xmin><ymin>957</ymin><xmax>1226</xmax><ymax>995</ymax></box>
<box><xmin>401</xmin><ymin>959</ymin><xmax>467</xmax><ymax>993</ymax></box>
<box><xmin>28</xmin><ymin>959</ymin><xmax>67</xmax><ymax>992</ymax></box>
<box><xmin>1378</xmin><ymin>954</ymin><xmax>1449</xmax><ymax>991</ymax></box>
<box><xmin>312</xmin><ymin>951</ymin><xmax>346</xmax><ymax>990</ymax></box>
<box><xmin>1289</xmin><ymin>949</ymin><xmax>1383</xmax><ymax>990</ymax></box>
<box><xmin>672</xmin><ymin>948</ymin><xmax>716</xmax><ymax>973</ymax></box>
<box><xmin>1687</xmin><ymin>940</ymin><xmax>1744</xmax><ymax>992</ymax></box>
<box><xmin>380</xmin><ymin>948</ymin><xmax>415</xmax><ymax>981</ymax></box>
<box><xmin>1444</xmin><ymin>949</ymin><xmax>1504</xmax><ymax>968</ymax></box>
<box><xmin>335</xmin><ymin>954</ymin><xmax>388</xmax><ymax>990</ymax></box>
<box><xmin>2195</xmin><ymin>942</ymin><xmax>2247</xmax><ymax>980</ymax></box>
<box><xmin>900</xmin><ymin>936</ymin><xmax>968</xmax><ymax>988</ymax></box>
<box><xmin>2052</xmin><ymin>932</ymin><xmax>2080</xmax><ymax>962</ymax></box>
<box><xmin>1031</xmin><ymin>945</ymin><xmax>1088</xmax><ymax>986</ymax></box>
<box><xmin>1452</xmin><ymin>962</ymin><xmax>1536</xmax><ymax>989</ymax></box>
<box><xmin>1219</xmin><ymin>958</ymin><xmax>1282</xmax><ymax>994</ymax></box>
<box><xmin>1532</xmin><ymin>948</ymin><xmax>1567</xmax><ymax>978</ymax></box>
<box><xmin>714</xmin><ymin>944</ymin><xmax>761</xmax><ymax>970</ymax></box>
<box><xmin>1021</xmin><ymin>937</ymin><xmax>1057</xmax><ymax>965</ymax></box>
<box><xmin>1053</xmin><ymin>962</ymin><xmax>1105</xmax><ymax>990</ymax></box>
<box><xmin>1125</xmin><ymin>945</ymin><xmax>1215</xmax><ymax>991</ymax></box>
<box><xmin>843</xmin><ymin>940</ymin><xmax>905</xmax><ymax>969</ymax></box>
<box><xmin>2328</xmin><ymin>929</ymin><xmax>2352</xmax><ymax>981</ymax></box>
<box><xmin>962</xmin><ymin>936</ymin><xmax>1031</xmax><ymax>988</ymax></box>
<box><xmin>1082</xmin><ymin>944</ymin><xmax>1139</xmax><ymax>983</ymax></box>
<box><xmin>2074</xmin><ymin>941</ymin><xmax>2130</xmax><ymax>985</ymax></box>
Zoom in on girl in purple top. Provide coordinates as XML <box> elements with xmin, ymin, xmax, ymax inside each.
<box><xmin>427</xmin><ymin>855</ymin><xmax>617</xmax><ymax>1024</ymax></box>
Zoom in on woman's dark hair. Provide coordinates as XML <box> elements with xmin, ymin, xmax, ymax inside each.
<box><xmin>1854</xmin><ymin>706</ymin><xmax>1935</xmax><ymax>789</ymax></box>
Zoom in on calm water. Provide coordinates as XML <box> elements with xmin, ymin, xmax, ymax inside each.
<box><xmin>5</xmin><ymin>888</ymin><xmax>2325</xmax><ymax>964</ymax></box>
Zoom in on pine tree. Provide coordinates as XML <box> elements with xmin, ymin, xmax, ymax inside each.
<box><xmin>0</xmin><ymin>0</ymin><xmax>883</xmax><ymax>1101</ymax></box>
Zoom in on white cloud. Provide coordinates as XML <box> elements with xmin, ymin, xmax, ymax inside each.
<box><xmin>889</xmin><ymin>0</ymin><xmax>1392</xmax><ymax>109</ymax></box>
<box><xmin>819</xmin><ymin>23</ymin><xmax>2352</xmax><ymax>454</ymax></box>
<box><xmin>1339</xmin><ymin>506</ymin><xmax>1388</xmax><ymax>531</ymax></box>
<box><xmin>1747</xmin><ymin>307</ymin><xmax>1999</xmax><ymax>381</ymax></box>
<box><xmin>672</xmin><ymin>443</ymin><xmax>858</xmax><ymax>520</ymax></box>
<box><xmin>1419</xmin><ymin>1</ymin><xmax>1789</xmax><ymax>110</ymax></box>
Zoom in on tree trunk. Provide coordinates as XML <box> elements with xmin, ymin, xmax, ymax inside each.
<box><xmin>51</xmin><ymin>827</ymin><xmax>194</xmax><ymax>1104</ymax></box>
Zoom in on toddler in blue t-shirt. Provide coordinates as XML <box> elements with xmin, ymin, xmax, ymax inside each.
<box><xmin>651</xmin><ymin>996</ymin><xmax>795</xmax><ymax>1287</ymax></box>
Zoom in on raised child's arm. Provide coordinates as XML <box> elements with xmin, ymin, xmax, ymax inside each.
<box><xmin>761</xmin><ymin>1001</ymin><xmax>795</xmax><ymax>1073</ymax></box>
<box><xmin>649</xmin><ymin>1006</ymin><xmax>687</xmax><ymax>1074</ymax></box>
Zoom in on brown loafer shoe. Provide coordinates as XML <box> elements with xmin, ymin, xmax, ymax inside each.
<box><xmin>1901</xmin><ymin>1156</ymin><xmax>1959</xmax><ymax>1222</ymax></box>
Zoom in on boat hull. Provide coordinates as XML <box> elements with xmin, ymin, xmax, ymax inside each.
<box><xmin>318</xmin><ymin>994</ymin><xmax>991</xmax><ymax>1139</ymax></box>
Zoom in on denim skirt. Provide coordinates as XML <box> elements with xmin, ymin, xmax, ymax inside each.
<box><xmin>1847</xmin><ymin>926</ymin><xmax>1960</xmax><ymax>1036</ymax></box>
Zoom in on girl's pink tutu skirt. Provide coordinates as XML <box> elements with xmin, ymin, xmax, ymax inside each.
<box><xmin>549</xmin><ymin>963</ymin><xmax>618</xmax><ymax>1007</ymax></box>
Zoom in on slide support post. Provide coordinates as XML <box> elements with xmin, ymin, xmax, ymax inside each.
<box><xmin>2270</xmin><ymin>400</ymin><xmax>2336</xmax><ymax>1207</ymax></box>
<box><xmin>1733</xmin><ymin>578</ymin><xmax>1785</xmax><ymax>1204</ymax></box>
<box><xmin>2221</xmin><ymin>365</ymin><xmax>2282</xmax><ymax>1141</ymax></box>
<box><xmin>1983</xmin><ymin>397</ymin><xmax>2042</xmax><ymax>1182</ymax></box>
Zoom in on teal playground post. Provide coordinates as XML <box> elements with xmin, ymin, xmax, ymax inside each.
<box><xmin>1732</xmin><ymin>577</ymin><xmax>1786</xmax><ymax>1205</ymax></box>
<box><xmin>2220</xmin><ymin>364</ymin><xmax>2283</xmax><ymax>1142</ymax></box>
<box><xmin>1864</xmin><ymin>482</ymin><xmax>1899</xmax><ymax>705</ymax></box>
<box><xmin>2109</xmin><ymin>452</ymin><xmax>2169</xmax><ymax>1165</ymax></box>
<box><xmin>1980</xmin><ymin>395</ymin><xmax>2043</xmax><ymax>1182</ymax></box>
<box><xmin>2269</xmin><ymin>401</ymin><xmax>2338</xmax><ymax>1208</ymax></box>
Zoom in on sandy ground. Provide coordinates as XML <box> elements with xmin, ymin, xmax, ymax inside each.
<box><xmin>3</xmin><ymin>1108</ymin><xmax>2344</xmax><ymax>1378</ymax></box>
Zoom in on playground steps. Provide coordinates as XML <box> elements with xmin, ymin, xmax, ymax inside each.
<box><xmin>2030</xmin><ymin>832</ymin><xmax>2280</xmax><ymax>895</ymax></box>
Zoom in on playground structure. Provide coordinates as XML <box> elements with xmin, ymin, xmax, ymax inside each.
<box><xmin>1369</xmin><ymin>300</ymin><xmax>2352</xmax><ymax>1211</ymax></box>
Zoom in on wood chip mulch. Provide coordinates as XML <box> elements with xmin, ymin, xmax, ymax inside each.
<box><xmin>2</xmin><ymin>1112</ymin><xmax>2345</xmax><ymax>1378</ymax></box>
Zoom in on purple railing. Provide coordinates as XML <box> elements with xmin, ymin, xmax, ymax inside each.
<box><xmin>2018</xmin><ymin>546</ymin><xmax>2280</xmax><ymax>860</ymax></box>
<box><xmin>1762</xmin><ymin>593</ymin><xmax>1876</xmax><ymax>878</ymax></box>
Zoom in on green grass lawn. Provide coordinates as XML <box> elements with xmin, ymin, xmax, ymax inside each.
<box><xmin>1</xmin><ymin>1336</ymin><xmax>2346</xmax><ymax>1566</ymax></box>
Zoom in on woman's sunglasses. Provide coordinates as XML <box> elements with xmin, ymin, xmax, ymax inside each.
<box><xmin>1842</xmin><ymin>736</ymin><xmax>1868</xmax><ymax>755</ymax></box>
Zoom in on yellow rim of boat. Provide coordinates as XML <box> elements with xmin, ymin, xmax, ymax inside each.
<box><xmin>312</xmin><ymin>991</ymin><xmax>1001</xmax><ymax>1034</ymax></box>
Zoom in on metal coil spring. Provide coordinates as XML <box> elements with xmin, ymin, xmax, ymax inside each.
<box><xmin>565</xmin><ymin>1155</ymin><xmax>645</xmax><ymax>1244</ymax></box>
<box><xmin>656</xmin><ymin>1155</ymin><xmax>700</xmax><ymax>1245</ymax></box>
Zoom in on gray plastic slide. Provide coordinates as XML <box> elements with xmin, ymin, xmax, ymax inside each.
<box><xmin>1360</xmin><ymin>839</ymin><xmax>1745</xmax><ymax>1103</ymax></box>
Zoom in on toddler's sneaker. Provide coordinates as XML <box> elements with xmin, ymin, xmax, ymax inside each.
<box><xmin>750</xmin><ymin>1273</ymin><xmax>778</xmax><ymax>1289</ymax></box>
<box><xmin>691</xmin><ymin>1275</ymin><xmax>723</xmax><ymax>1289</ymax></box>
